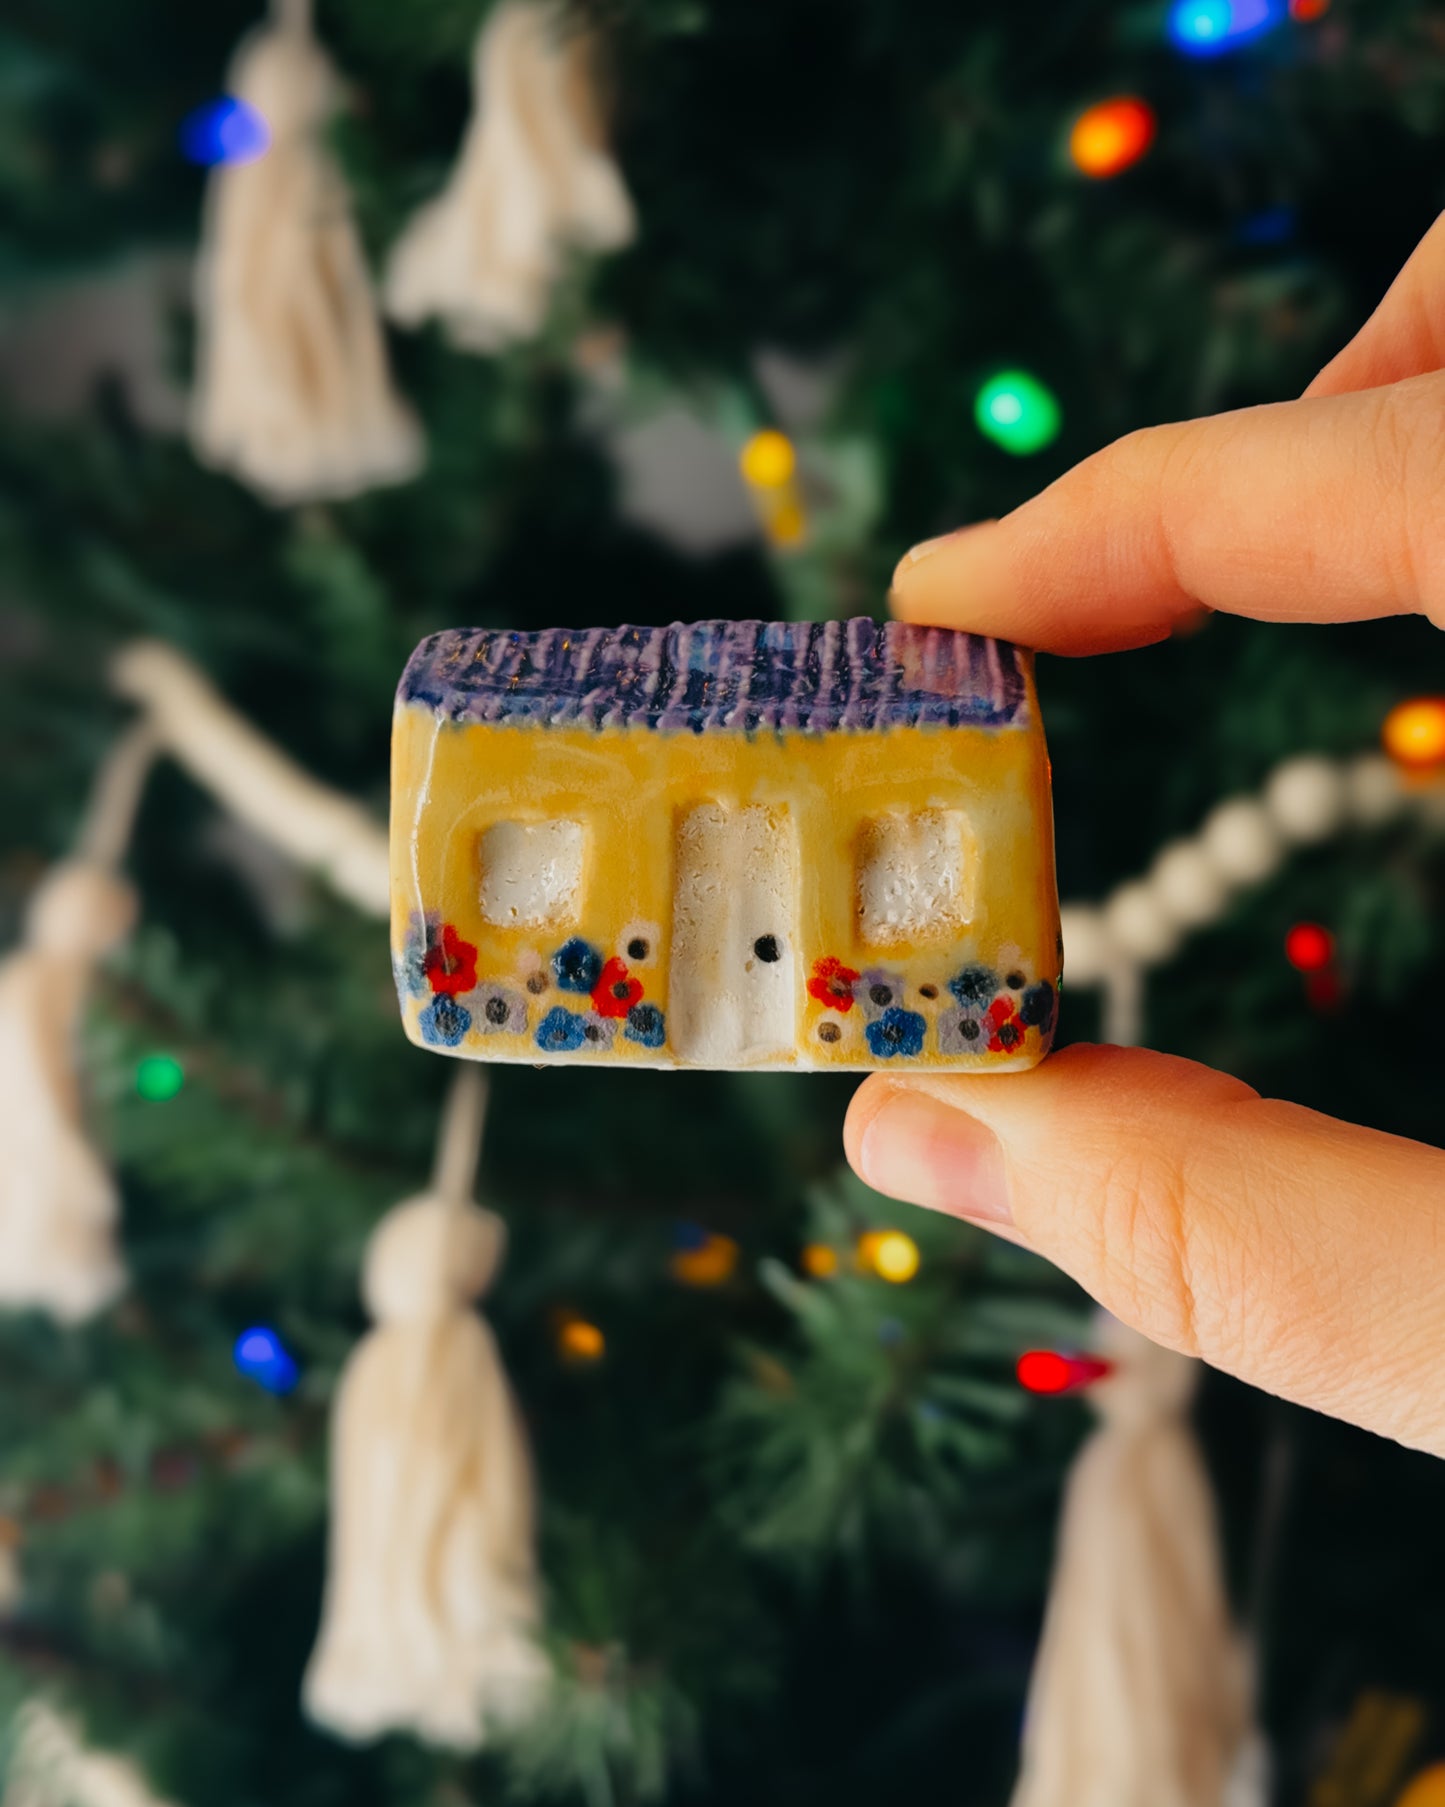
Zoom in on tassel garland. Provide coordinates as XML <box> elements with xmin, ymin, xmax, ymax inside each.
<box><xmin>303</xmin><ymin>1067</ymin><xmax>547</xmax><ymax>1746</ymax></box>
<box><xmin>0</xmin><ymin>724</ymin><xmax>157</xmax><ymax>1322</ymax></box>
<box><xmin>385</xmin><ymin>0</ymin><xmax>635</xmax><ymax>350</ymax></box>
<box><xmin>190</xmin><ymin>0</ymin><xmax>422</xmax><ymax>504</ymax></box>
<box><xmin>1010</xmin><ymin>1316</ymin><xmax>1257</xmax><ymax>1807</ymax></box>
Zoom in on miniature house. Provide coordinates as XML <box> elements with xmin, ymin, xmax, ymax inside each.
<box><xmin>391</xmin><ymin>618</ymin><xmax>1060</xmax><ymax>1071</ymax></box>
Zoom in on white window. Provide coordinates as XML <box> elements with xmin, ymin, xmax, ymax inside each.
<box><xmin>856</xmin><ymin>809</ymin><xmax>974</xmax><ymax>946</ymax></box>
<box><xmin>478</xmin><ymin>820</ymin><xmax>585</xmax><ymax>928</ymax></box>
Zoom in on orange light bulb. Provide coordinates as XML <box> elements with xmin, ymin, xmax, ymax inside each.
<box><xmin>1069</xmin><ymin>97</ymin><xmax>1157</xmax><ymax>180</ymax></box>
<box><xmin>1383</xmin><ymin>698</ymin><xmax>1445</xmax><ymax>769</ymax></box>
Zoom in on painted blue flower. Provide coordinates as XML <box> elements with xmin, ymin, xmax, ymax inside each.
<box><xmin>865</xmin><ymin>1007</ymin><xmax>926</xmax><ymax>1059</ymax></box>
<box><xmin>625</xmin><ymin>1002</ymin><xmax>666</xmax><ymax>1049</ymax></box>
<box><xmin>948</xmin><ymin>963</ymin><xmax>998</xmax><ymax>1010</ymax></box>
<box><xmin>419</xmin><ymin>994</ymin><xmax>471</xmax><ymax>1047</ymax></box>
<box><xmin>536</xmin><ymin>1006</ymin><xmax>588</xmax><ymax>1053</ymax></box>
<box><xmin>552</xmin><ymin>937</ymin><xmax>603</xmax><ymax>994</ymax></box>
<box><xmin>1019</xmin><ymin>981</ymin><xmax>1056</xmax><ymax>1032</ymax></box>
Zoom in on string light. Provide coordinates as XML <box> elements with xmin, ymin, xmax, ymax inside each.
<box><xmin>1383</xmin><ymin>698</ymin><xmax>1445</xmax><ymax>770</ymax></box>
<box><xmin>1396</xmin><ymin>1766</ymin><xmax>1445</xmax><ymax>1807</ymax></box>
<box><xmin>856</xmin><ymin>1229</ymin><xmax>920</xmax><ymax>1284</ymax></box>
<box><xmin>974</xmin><ymin>371</ymin><xmax>1061</xmax><ymax>456</ymax></box>
<box><xmin>556</xmin><ymin>1313</ymin><xmax>605</xmax><ymax>1364</ymax></box>
<box><xmin>739</xmin><ymin>430</ymin><xmax>796</xmax><ymax>490</ymax></box>
<box><xmin>1016</xmin><ymin>1350</ymin><xmax>1114</xmax><ymax>1395</ymax></box>
<box><xmin>739</xmin><ymin>430</ymin><xmax>807</xmax><ymax>549</ymax></box>
<box><xmin>135</xmin><ymin>1054</ymin><xmax>184</xmax><ymax>1101</ymax></box>
<box><xmin>233</xmin><ymin>1326</ymin><xmax>299</xmax><ymax>1395</ymax></box>
<box><xmin>1284</xmin><ymin>922</ymin><xmax>1334</xmax><ymax>973</ymax></box>
<box><xmin>1168</xmin><ymin>0</ymin><xmax>1278</xmax><ymax>55</ymax></box>
<box><xmin>180</xmin><ymin>96</ymin><xmax>270</xmax><ymax>167</ymax></box>
<box><xmin>1288</xmin><ymin>0</ymin><xmax>1329</xmax><ymax>17</ymax></box>
<box><xmin>1068</xmin><ymin>98</ymin><xmax>1156</xmax><ymax>179</ymax></box>
<box><xmin>669</xmin><ymin>1227</ymin><xmax>739</xmax><ymax>1288</ymax></box>
<box><xmin>801</xmin><ymin>1243</ymin><xmax>839</xmax><ymax>1278</ymax></box>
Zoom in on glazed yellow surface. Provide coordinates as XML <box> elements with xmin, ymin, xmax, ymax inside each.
<box><xmin>391</xmin><ymin>696</ymin><xmax>1059</xmax><ymax>1070</ymax></box>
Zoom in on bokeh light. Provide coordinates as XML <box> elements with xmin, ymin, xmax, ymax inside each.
<box><xmin>233</xmin><ymin>1326</ymin><xmax>299</xmax><ymax>1395</ymax></box>
<box><xmin>857</xmin><ymin>1229</ymin><xmax>920</xmax><ymax>1284</ymax></box>
<box><xmin>739</xmin><ymin>429</ymin><xmax>796</xmax><ymax>490</ymax></box>
<box><xmin>1168</xmin><ymin>0</ymin><xmax>1277</xmax><ymax>55</ymax></box>
<box><xmin>180</xmin><ymin>96</ymin><xmax>270</xmax><ymax>168</ymax></box>
<box><xmin>1383</xmin><ymin>698</ymin><xmax>1445</xmax><ymax>769</ymax></box>
<box><xmin>1069</xmin><ymin>97</ymin><xmax>1157</xmax><ymax>179</ymax></box>
<box><xmin>974</xmin><ymin>370</ymin><xmax>1062</xmax><ymax>456</ymax></box>
<box><xmin>1284</xmin><ymin>922</ymin><xmax>1334</xmax><ymax>973</ymax></box>
<box><xmin>136</xmin><ymin>1053</ymin><xmax>184</xmax><ymax>1101</ymax></box>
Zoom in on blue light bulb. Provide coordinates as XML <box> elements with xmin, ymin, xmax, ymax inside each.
<box><xmin>233</xmin><ymin>1326</ymin><xmax>299</xmax><ymax>1395</ymax></box>
<box><xmin>1168</xmin><ymin>0</ymin><xmax>1279</xmax><ymax>54</ymax></box>
<box><xmin>180</xmin><ymin>97</ymin><xmax>270</xmax><ymax>168</ymax></box>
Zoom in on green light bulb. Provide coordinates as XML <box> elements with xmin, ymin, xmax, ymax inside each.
<box><xmin>136</xmin><ymin>1054</ymin><xmax>184</xmax><ymax>1102</ymax></box>
<box><xmin>974</xmin><ymin>371</ymin><xmax>1061</xmax><ymax>456</ymax></box>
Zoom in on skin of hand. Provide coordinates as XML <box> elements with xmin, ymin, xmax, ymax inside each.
<box><xmin>847</xmin><ymin>212</ymin><xmax>1445</xmax><ymax>1457</ymax></box>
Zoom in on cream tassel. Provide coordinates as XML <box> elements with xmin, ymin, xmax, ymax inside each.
<box><xmin>0</xmin><ymin>724</ymin><xmax>158</xmax><ymax>1322</ymax></box>
<box><xmin>191</xmin><ymin>0</ymin><xmax>423</xmax><ymax>504</ymax></box>
<box><xmin>385</xmin><ymin>0</ymin><xmax>635</xmax><ymax>351</ymax></box>
<box><xmin>303</xmin><ymin>1067</ymin><xmax>547</xmax><ymax>1747</ymax></box>
<box><xmin>110</xmin><ymin>641</ymin><xmax>389</xmax><ymax>917</ymax></box>
<box><xmin>3</xmin><ymin>1701</ymin><xmax>177</xmax><ymax>1807</ymax></box>
<box><xmin>1010</xmin><ymin>1315</ymin><xmax>1256</xmax><ymax>1807</ymax></box>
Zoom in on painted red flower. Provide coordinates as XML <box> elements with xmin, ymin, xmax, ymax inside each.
<box><xmin>987</xmin><ymin>995</ymin><xmax>1025</xmax><ymax>1053</ymax></box>
<box><xmin>808</xmin><ymin>956</ymin><xmax>861</xmax><ymax>1012</ymax></box>
<box><xmin>592</xmin><ymin>956</ymin><xmax>644</xmax><ymax>1019</ymax></box>
<box><xmin>423</xmin><ymin>924</ymin><xmax>478</xmax><ymax>996</ymax></box>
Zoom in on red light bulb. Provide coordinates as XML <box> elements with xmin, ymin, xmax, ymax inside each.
<box><xmin>1017</xmin><ymin>1350</ymin><xmax>1114</xmax><ymax>1395</ymax></box>
<box><xmin>1284</xmin><ymin>922</ymin><xmax>1334</xmax><ymax>973</ymax></box>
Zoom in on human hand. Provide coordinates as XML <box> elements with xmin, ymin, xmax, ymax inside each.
<box><xmin>845</xmin><ymin>214</ymin><xmax>1445</xmax><ymax>1456</ymax></box>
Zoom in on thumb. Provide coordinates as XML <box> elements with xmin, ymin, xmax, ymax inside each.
<box><xmin>844</xmin><ymin>1046</ymin><xmax>1445</xmax><ymax>1455</ymax></box>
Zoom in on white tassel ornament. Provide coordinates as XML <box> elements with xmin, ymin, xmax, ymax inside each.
<box><xmin>1010</xmin><ymin>1316</ymin><xmax>1255</xmax><ymax>1807</ymax></box>
<box><xmin>385</xmin><ymin>0</ymin><xmax>635</xmax><ymax>351</ymax></box>
<box><xmin>304</xmin><ymin>1067</ymin><xmax>547</xmax><ymax>1747</ymax></box>
<box><xmin>191</xmin><ymin>0</ymin><xmax>422</xmax><ymax>504</ymax></box>
<box><xmin>0</xmin><ymin>724</ymin><xmax>157</xmax><ymax>1322</ymax></box>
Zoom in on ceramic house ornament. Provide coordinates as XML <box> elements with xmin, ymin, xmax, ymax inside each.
<box><xmin>391</xmin><ymin>619</ymin><xmax>1060</xmax><ymax>1071</ymax></box>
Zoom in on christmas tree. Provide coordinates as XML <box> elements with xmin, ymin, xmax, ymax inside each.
<box><xmin>2</xmin><ymin>2</ymin><xmax>1444</xmax><ymax>1804</ymax></box>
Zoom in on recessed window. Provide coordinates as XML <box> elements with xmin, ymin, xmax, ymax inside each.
<box><xmin>856</xmin><ymin>809</ymin><xmax>974</xmax><ymax>947</ymax></box>
<box><xmin>478</xmin><ymin>820</ymin><xmax>585</xmax><ymax>928</ymax></box>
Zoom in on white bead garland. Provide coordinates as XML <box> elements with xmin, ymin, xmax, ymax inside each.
<box><xmin>1263</xmin><ymin>755</ymin><xmax>1347</xmax><ymax>844</ymax></box>
<box><xmin>1103</xmin><ymin>881</ymin><xmax>1181</xmax><ymax>965</ymax></box>
<box><xmin>1199</xmin><ymin>799</ymin><xmax>1284</xmax><ymax>887</ymax></box>
<box><xmin>1058</xmin><ymin>905</ymin><xmax>1115</xmax><ymax>986</ymax></box>
<box><xmin>1150</xmin><ymin>840</ymin><xmax>1231</xmax><ymax>929</ymax></box>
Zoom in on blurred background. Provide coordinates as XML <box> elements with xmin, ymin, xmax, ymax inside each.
<box><xmin>2</xmin><ymin>1</ymin><xmax>1444</xmax><ymax>1804</ymax></box>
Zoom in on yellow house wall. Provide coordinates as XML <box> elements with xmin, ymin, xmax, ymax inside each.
<box><xmin>391</xmin><ymin>697</ymin><xmax>1059</xmax><ymax>1071</ymax></box>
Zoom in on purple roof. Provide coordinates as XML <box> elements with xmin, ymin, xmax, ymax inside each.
<box><xmin>397</xmin><ymin>618</ymin><xmax>1030</xmax><ymax>734</ymax></box>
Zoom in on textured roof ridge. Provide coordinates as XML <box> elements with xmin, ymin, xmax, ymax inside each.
<box><xmin>398</xmin><ymin>618</ymin><xmax>1030</xmax><ymax>733</ymax></box>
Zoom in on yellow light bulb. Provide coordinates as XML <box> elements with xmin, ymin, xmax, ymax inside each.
<box><xmin>1383</xmin><ymin>697</ymin><xmax>1445</xmax><ymax>769</ymax></box>
<box><xmin>858</xmin><ymin>1229</ymin><xmax>920</xmax><ymax>1284</ymax></box>
<box><xmin>1396</xmin><ymin>1766</ymin><xmax>1445</xmax><ymax>1807</ymax></box>
<box><xmin>739</xmin><ymin>429</ymin><xmax>796</xmax><ymax>490</ymax></box>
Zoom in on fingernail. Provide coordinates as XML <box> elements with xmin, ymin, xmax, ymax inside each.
<box><xmin>891</xmin><ymin>520</ymin><xmax>996</xmax><ymax>589</ymax></box>
<box><xmin>856</xmin><ymin>1089</ymin><xmax>1013</xmax><ymax>1227</ymax></box>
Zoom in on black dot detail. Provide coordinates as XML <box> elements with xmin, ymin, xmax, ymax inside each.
<box><xmin>960</xmin><ymin>1019</ymin><xmax>980</xmax><ymax>1042</ymax></box>
<box><xmin>612</xmin><ymin>980</ymin><xmax>631</xmax><ymax>999</ymax></box>
<box><xmin>627</xmin><ymin>937</ymin><xmax>649</xmax><ymax>961</ymax></box>
<box><xmin>485</xmin><ymin>996</ymin><xmax>509</xmax><ymax>1026</ymax></box>
<box><xmin>754</xmin><ymin>935</ymin><xmax>781</xmax><ymax>963</ymax></box>
<box><xmin>525</xmin><ymin>973</ymin><xmax>547</xmax><ymax>994</ymax></box>
<box><xmin>584</xmin><ymin>1023</ymin><xmax>602</xmax><ymax>1042</ymax></box>
<box><xmin>869</xmin><ymin>983</ymin><xmax>891</xmax><ymax>1007</ymax></box>
<box><xmin>818</xmin><ymin>1021</ymin><xmax>841</xmax><ymax>1044</ymax></box>
<box><xmin>919</xmin><ymin>984</ymin><xmax>938</xmax><ymax>1000</ymax></box>
<box><xmin>997</xmin><ymin>1021</ymin><xmax>1022</xmax><ymax>1050</ymax></box>
<box><xmin>1006</xmin><ymin>971</ymin><xmax>1025</xmax><ymax>990</ymax></box>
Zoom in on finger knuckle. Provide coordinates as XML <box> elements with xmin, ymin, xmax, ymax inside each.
<box><xmin>1370</xmin><ymin>378</ymin><xmax>1445</xmax><ymax>621</ymax></box>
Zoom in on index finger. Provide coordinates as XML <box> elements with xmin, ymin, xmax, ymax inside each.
<box><xmin>890</xmin><ymin>374</ymin><xmax>1445</xmax><ymax>655</ymax></box>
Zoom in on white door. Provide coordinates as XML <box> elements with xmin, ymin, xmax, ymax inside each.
<box><xmin>669</xmin><ymin>803</ymin><xmax>797</xmax><ymax>1065</ymax></box>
